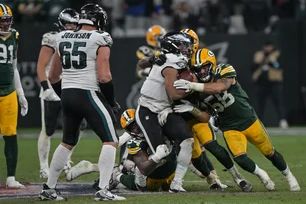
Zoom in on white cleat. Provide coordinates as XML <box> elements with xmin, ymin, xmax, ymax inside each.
<box><xmin>40</xmin><ymin>168</ymin><xmax>49</xmax><ymax>179</ymax></box>
<box><xmin>65</xmin><ymin>160</ymin><xmax>92</xmax><ymax>181</ymax></box>
<box><xmin>169</xmin><ymin>180</ymin><xmax>186</xmax><ymax>193</ymax></box>
<box><xmin>94</xmin><ymin>189</ymin><xmax>126</xmax><ymax>201</ymax></box>
<box><xmin>206</xmin><ymin>173</ymin><xmax>223</xmax><ymax>190</ymax></box>
<box><xmin>286</xmin><ymin>172</ymin><xmax>301</xmax><ymax>191</ymax></box>
<box><xmin>257</xmin><ymin>169</ymin><xmax>275</xmax><ymax>191</ymax></box>
<box><xmin>6</xmin><ymin>177</ymin><xmax>25</xmax><ymax>189</ymax></box>
<box><xmin>39</xmin><ymin>184</ymin><xmax>66</xmax><ymax>201</ymax></box>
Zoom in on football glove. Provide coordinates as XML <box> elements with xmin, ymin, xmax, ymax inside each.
<box><xmin>173</xmin><ymin>79</ymin><xmax>192</xmax><ymax>92</ymax></box>
<box><xmin>157</xmin><ymin>107</ymin><xmax>173</xmax><ymax>126</ymax></box>
<box><xmin>151</xmin><ymin>144</ymin><xmax>170</xmax><ymax>163</ymax></box>
<box><xmin>18</xmin><ymin>95</ymin><xmax>28</xmax><ymax>116</ymax></box>
<box><xmin>173</xmin><ymin>100</ymin><xmax>194</xmax><ymax>113</ymax></box>
<box><xmin>41</xmin><ymin>89</ymin><xmax>61</xmax><ymax>101</ymax></box>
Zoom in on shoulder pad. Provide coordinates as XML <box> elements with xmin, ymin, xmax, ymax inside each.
<box><xmin>41</xmin><ymin>31</ymin><xmax>58</xmax><ymax>48</ymax></box>
<box><xmin>96</xmin><ymin>31</ymin><xmax>113</xmax><ymax>47</ymax></box>
<box><xmin>162</xmin><ymin>53</ymin><xmax>188</xmax><ymax>70</ymax></box>
<box><xmin>11</xmin><ymin>28</ymin><xmax>19</xmax><ymax>40</ymax></box>
<box><xmin>216</xmin><ymin>63</ymin><xmax>236</xmax><ymax>78</ymax></box>
<box><xmin>126</xmin><ymin>138</ymin><xmax>144</xmax><ymax>155</ymax></box>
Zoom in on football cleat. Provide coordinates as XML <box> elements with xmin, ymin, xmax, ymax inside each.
<box><xmin>286</xmin><ymin>172</ymin><xmax>300</xmax><ymax>191</ymax></box>
<box><xmin>39</xmin><ymin>184</ymin><xmax>66</xmax><ymax>201</ymax></box>
<box><xmin>257</xmin><ymin>169</ymin><xmax>275</xmax><ymax>191</ymax></box>
<box><xmin>6</xmin><ymin>177</ymin><xmax>25</xmax><ymax>189</ymax></box>
<box><xmin>94</xmin><ymin>188</ymin><xmax>126</xmax><ymax>201</ymax></box>
<box><xmin>238</xmin><ymin>180</ymin><xmax>253</xmax><ymax>192</ymax></box>
<box><xmin>39</xmin><ymin>168</ymin><xmax>49</xmax><ymax>179</ymax></box>
<box><xmin>92</xmin><ymin>177</ymin><xmax>100</xmax><ymax>191</ymax></box>
<box><xmin>169</xmin><ymin>180</ymin><xmax>186</xmax><ymax>193</ymax></box>
<box><xmin>65</xmin><ymin>160</ymin><xmax>91</xmax><ymax>181</ymax></box>
<box><xmin>206</xmin><ymin>173</ymin><xmax>222</xmax><ymax>190</ymax></box>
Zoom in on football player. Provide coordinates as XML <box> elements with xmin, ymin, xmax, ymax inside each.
<box><xmin>136</xmin><ymin>25</ymin><xmax>166</xmax><ymax>78</ymax></box>
<box><xmin>0</xmin><ymin>3</ymin><xmax>28</xmax><ymax>188</ymax></box>
<box><xmin>36</xmin><ymin>8</ymin><xmax>87</xmax><ymax>179</ymax></box>
<box><xmin>173</xmin><ymin>48</ymin><xmax>301</xmax><ymax>191</ymax></box>
<box><xmin>39</xmin><ymin>4</ymin><xmax>125</xmax><ymax>201</ymax></box>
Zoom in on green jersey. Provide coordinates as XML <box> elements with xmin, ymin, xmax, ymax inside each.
<box><xmin>0</xmin><ymin>29</ymin><xmax>18</xmax><ymax>96</ymax></box>
<box><xmin>126</xmin><ymin>137</ymin><xmax>176</xmax><ymax>179</ymax></box>
<box><xmin>200</xmin><ymin>64</ymin><xmax>257</xmax><ymax>131</ymax></box>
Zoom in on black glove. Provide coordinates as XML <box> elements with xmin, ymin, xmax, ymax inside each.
<box><xmin>112</xmin><ymin>102</ymin><xmax>121</xmax><ymax>115</ymax></box>
<box><xmin>149</xmin><ymin>54</ymin><xmax>167</xmax><ymax>66</ymax></box>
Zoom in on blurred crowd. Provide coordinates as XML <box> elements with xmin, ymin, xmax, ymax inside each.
<box><xmin>5</xmin><ymin>0</ymin><xmax>306</xmax><ymax>37</ymax></box>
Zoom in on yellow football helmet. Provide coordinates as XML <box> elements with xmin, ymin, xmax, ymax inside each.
<box><xmin>146</xmin><ymin>25</ymin><xmax>166</xmax><ymax>48</ymax></box>
<box><xmin>180</xmin><ymin>28</ymin><xmax>199</xmax><ymax>54</ymax></box>
<box><xmin>120</xmin><ymin>109</ymin><xmax>142</xmax><ymax>137</ymax></box>
<box><xmin>0</xmin><ymin>4</ymin><xmax>13</xmax><ymax>35</ymax></box>
<box><xmin>191</xmin><ymin>48</ymin><xmax>217</xmax><ymax>82</ymax></box>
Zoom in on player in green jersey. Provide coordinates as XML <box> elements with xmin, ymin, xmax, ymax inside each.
<box><xmin>0</xmin><ymin>3</ymin><xmax>28</xmax><ymax>188</ymax></box>
<box><xmin>173</xmin><ymin>48</ymin><xmax>300</xmax><ymax>191</ymax></box>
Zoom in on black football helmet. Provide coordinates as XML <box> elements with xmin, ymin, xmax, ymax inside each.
<box><xmin>79</xmin><ymin>3</ymin><xmax>108</xmax><ymax>31</ymax></box>
<box><xmin>57</xmin><ymin>8</ymin><xmax>79</xmax><ymax>31</ymax></box>
<box><xmin>160</xmin><ymin>31</ymin><xmax>193</xmax><ymax>58</ymax></box>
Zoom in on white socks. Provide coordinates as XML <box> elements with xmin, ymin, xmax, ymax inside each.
<box><xmin>173</xmin><ymin>138</ymin><xmax>194</xmax><ymax>183</ymax></box>
<box><xmin>98</xmin><ymin>145</ymin><xmax>116</xmax><ymax>189</ymax></box>
<box><xmin>281</xmin><ymin>166</ymin><xmax>290</xmax><ymax>177</ymax></box>
<box><xmin>47</xmin><ymin>144</ymin><xmax>71</xmax><ymax>189</ymax></box>
<box><xmin>38</xmin><ymin>131</ymin><xmax>50</xmax><ymax>170</ymax></box>
<box><xmin>252</xmin><ymin>165</ymin><xmax>261</xmax><ymax>176</ymax></box>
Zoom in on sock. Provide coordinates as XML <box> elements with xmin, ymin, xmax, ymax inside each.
<box><xmin>172</xmin><ymin>138</ymin><xmax>193</xmax><ymax>183</ymax></box>
<box><xmin>234</xmin><ymin>154</ymin><xmax>256</xmax><ymax>173</ymax></box>
<box><xmin>192</xmin><ymin>154</ymin><xmax>211</xmax><ymax>177</ymax></box>
<box><xmin>119</xmin><ymin>174</ymin><xmax>137</xmax><ymax>190</ymax></box>
<box><xmin>202</xmin><ymin>150</ymin><xmax>214</xmax><ymax>171</ymax></box>
<box><xmin>37</xmin><ymin>131</ymin><xmax>50</xmax><ymax>170</ymax></box>
<box><xmin>47</xmin><ymin>144</ymin><xmax>71</xmax><ymax>188</ymax></box>
<box><xmin>92</xmin><ymin>163</ymin><xmax>99</xmax><ymax>172</ymax></box>
<box><xmin>252</xmin><ymin>165</ymin><xmax>261</xmax><ymax>175</ymax></box>
<box><xmin>281</xmin><ymin>166</ymin><xmax>291</xmax><ymax>177</ymax></box>
<box><xmin>188</xmin><ymin>163</ymin><xmax>204</xmax><ymax>178</ymax></box>
<box><xmin>4</xmin><ymin>136</ymin><xmax>18</xmax><ymax>177</ymax></box>
<box><xmin>205</xmin><ymin>140</ymin><xmax>234</xmax><ymax>169</ymax></box>
<box><xmin>98</xmin><ymin>145</ymin><xmax>116</xmax><ymax>189</ymax></box>
<box><xmin>266</xmin><ymin>150</ymin><xmax>287</xmax><ymax>172</ymax></box>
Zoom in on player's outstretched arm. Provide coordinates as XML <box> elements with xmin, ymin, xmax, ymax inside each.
<box><xmin>37</xmin><ymin>46</ymin><xmax>54</xmax><ymax>83</ymax></box>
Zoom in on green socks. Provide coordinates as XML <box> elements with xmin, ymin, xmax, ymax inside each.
<box><xmin>4</xmin><ymin>135</ymin><xmax>18</xmax><ymax>177</ymax></box>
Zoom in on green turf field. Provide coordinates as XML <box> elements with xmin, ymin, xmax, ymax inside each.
<box><xmin>0</xmin><ymin>130</ymin><xmax>305</xmax><ymax>204</ymax></box>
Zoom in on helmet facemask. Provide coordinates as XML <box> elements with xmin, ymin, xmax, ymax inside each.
<box><xmin>0</xmin><ymin>15</ymin><xmax>12</xmax><ymax>35</ymax></box>
<box><xmin>192</xmin><ymin>62</ymin><xmax>214</xmax><ymax>82</ymax></box>
<box><xmin>125</xmin><ymin>121</ymin><xmax>143</xmax><ymax>138</ymax></box>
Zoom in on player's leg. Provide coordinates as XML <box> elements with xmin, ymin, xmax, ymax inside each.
<box><xmin>40</xmin><ymin>89</ymin><xmax>83</xmax><ymax>201</ymax></box>
<box><xmin>85</xmin><ymin>90</ymin><xmax>125</xmax><ymax>201</ymax></box>
<box><xmin>65</xmin><ymin>160</ymin><xmax>98</xmax><ymax>181</ymax></box>
<box><xmin>223</xmin><ymin>129</ymin><xmax>275</xmax><ymax>191</ymax></box>
<box><xmin>245</xmin><ymin>119</ymin><xmax>300</xmax><ymax>191</ymax></box>
<box><xmin>0</xmin><ymin>91</ymin><xmax>24</xmax><ymax>188</ymax></box>
<box><xmin>162</xmin><ymin>113</ymin><xmax>194</xmax><ymax>193</ymax></box>
<box><xmin>38</xmin><ymin>97</ymin><xmax>61</xmax><ymax>178</ymax></box>
<box><xmin>193</xmin><ymin>122</ymin><xmax>252</xmax><ymax>192</ymax></box>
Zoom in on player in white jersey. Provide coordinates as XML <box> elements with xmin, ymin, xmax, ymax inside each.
<box><xmin>36</xmin><ymin>8</ymin><xmax>87</xmax><ymax>179</ymax></box>
<box><xmin>39</xmin><ymin>4</ymin><xmax>125</xmax><ymax>201</ymax></box>
<box><xmin>136</xmin><ymin>31</ymin><xmax>196</xmax><ymax>193</ymax></box>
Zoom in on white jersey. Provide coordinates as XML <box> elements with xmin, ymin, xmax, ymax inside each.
<box><xmin>138</xmin><ymin>53</ymin><xmax>188</xmax><ymax>113</ymax></box>
<box><xmin>41</xmin><ymin>31</ymin><xmax>58</xmax><ymax>75</ymax></box>
<box><xmin>55</xmin><ymin>29</ymin><xmax>113</xmax><ymax>91</ymax></box>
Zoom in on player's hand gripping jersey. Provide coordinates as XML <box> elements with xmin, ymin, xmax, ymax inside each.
<box><xmin>55</xmin><ymin>30</ymin><xmax>113</xmax><ymax>90</ymax></box>
<box><xmin>200</xmin><ymin>64</ymin><xmax>257</xmax><ymax>131</ymax></box>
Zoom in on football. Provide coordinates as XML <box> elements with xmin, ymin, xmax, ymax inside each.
<box><xmin>178</xmin><ymin>70</ymin><xmax>194</xmax><ymax>82</ymax></box>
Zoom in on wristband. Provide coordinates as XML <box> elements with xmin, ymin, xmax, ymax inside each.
<box><xmin>40</xmin><ymin>80</ymin><xmax>49</xmax><ymax>91</ymax></box>
<box><xmin>151</xmin><ymin>154</ymin><xmax>161</xmax><ymax>163</ymax></box>
<box><xmin>191</xmin><ymin>107</ymin><xmax>202</xmax><ymax>118</ymax></box>
<box><xmin>190</xmin><ymin>82</ymin><xmax>205</xmax><ymax>92</ymax></box>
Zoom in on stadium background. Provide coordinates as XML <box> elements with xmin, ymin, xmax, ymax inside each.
<box><xmin>5</xmin><ymin>0</ymin><xmax>306</xmax><ymax>127</ymax></box>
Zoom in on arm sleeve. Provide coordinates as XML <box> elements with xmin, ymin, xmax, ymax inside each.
<box><xmin>13</xmin><ymin>58</ymin><xmax>25</xmax><ymax>96</ymax></box>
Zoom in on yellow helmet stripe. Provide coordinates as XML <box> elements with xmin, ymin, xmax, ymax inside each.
<box><xmin>0</xmin><ymin>4</ymin><xmax>8</xmax><ymax>14</ymax></box>
<box><xmin>220</xmin><ymin>66</ymin><xmax>235</xmax><ymax>76</ymax></box>
<box><xmin>4</xmin><ymin>5</ymin><xmax>12</xmax><ymax>16</ymax></box>
<box><xmin>123</xmin><ymin>111</ymin><xmax>132</xmax><ymax>122</ymax></box>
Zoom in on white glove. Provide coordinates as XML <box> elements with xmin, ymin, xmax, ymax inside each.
<box><xmin>173</xmin><ymin>79</ymin><xmax>192</xmax><ymax>92</ymax></box>
<box><xmin>174</xmin><ymin>100</ymin><xmax>194</xmax><ymax>113</ymax></box>
<box><xmin>18</xmin><ymin>95</ymin><xmax>28</xmax><ymax>116</ymax></box>
<box><xmin>41</xmin><ymin>89</ymin><xmax>60</xmax><ymax>101</ymax></box>
<box><xmin>157</xmin><ymin>107</ymin><xmax>173</xmax><ymax>126</ymax></box>
<box><xmin>151</xmin><ymin>144</ymin><xmax>170</xmax><ymax>163</ymax></box>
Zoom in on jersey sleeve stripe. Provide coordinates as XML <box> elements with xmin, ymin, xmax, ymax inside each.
<box><xmin>220</xmin><ymin>66</ymin><xmax>235</xmax><ymax>76</ymax></box>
